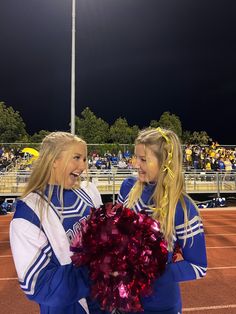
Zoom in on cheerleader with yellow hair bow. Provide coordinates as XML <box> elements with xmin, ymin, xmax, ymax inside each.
<box><xmin>117</xmin><ymin>127</ymin><xmax>207</xmax><ymax>314</ymax></box>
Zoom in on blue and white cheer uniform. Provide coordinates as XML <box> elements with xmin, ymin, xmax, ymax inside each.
<box><xmin>10</xmin><ymin>182</ymin><xmax>103</xmax><ymax>314</ymax></box>
<box><xmin>117</xmin><ymin>177</ymin><xmax>207</xmax><ymax>314</ymax></box>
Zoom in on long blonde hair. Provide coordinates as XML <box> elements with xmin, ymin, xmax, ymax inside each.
<box><xmin>22</xmin><ymin>132</ymin><xmax>87</xmax><ymax>217</ymax></box>
<box><xmin>127</xmin><ymin>127</ymin><xmax>197</xmax><ymax>249</ymax></box>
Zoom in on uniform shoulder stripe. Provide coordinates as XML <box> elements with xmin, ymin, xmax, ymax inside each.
<box><xmin>74</xmin><ymin>188</ymin><xmax>94</xmax><ymax>207</ymax></box>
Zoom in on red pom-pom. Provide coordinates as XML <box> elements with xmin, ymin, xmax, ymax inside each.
<box><xmin>70</xmin><ymin>203</ymin><xmax>168</xmax><ymax>312</ymax></box>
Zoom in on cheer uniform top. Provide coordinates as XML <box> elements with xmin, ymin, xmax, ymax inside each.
<box><xmin>10</xmin><ymin>182</ymin><xmax>103</xmax><ymax>314</ymax></box>
<box><xmin>117</xmin><ymin>177</ymin><xmax>207</xmax><ymax>314</ymax></box>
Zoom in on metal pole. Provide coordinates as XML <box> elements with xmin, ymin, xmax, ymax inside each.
<box><xmin>70</xmin><ymin>0</ymin><xmax>76</xmax><ymax>134</ymax></box>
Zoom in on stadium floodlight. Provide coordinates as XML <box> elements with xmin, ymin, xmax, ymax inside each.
<box><xmin>71</xmin><ymin>0</ymin><xmax>76</xmax><ymax>135</ymax></box>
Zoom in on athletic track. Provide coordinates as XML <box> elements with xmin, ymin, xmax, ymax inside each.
<box><xmin>1</xmin><ymin>207</ymin><xmax>236</xmax><ymax>314</ymax></box>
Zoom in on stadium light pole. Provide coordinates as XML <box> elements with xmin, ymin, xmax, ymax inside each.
<box><xmin>70</xmin><ymin>0</ymin><xmax>76</xmax><ymax>135</ymax></box>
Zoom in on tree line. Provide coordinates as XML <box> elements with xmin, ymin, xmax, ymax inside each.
<box><xmin>0</xmin><ymin>101</ymin><xmax>212</xmax><ymax>145</ymax></box>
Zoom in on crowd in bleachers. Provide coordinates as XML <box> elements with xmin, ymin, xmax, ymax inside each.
<box><xmin>88</xmin><ymin>149</ymin><xmax>135</xmax><ymax>171</ymax></box>
<box><xmin>1</xmin><ymin>143</ymin><xmax>236</xmax><ymax>215</ymax></box>
<box><xmin>0</xmin><ymin>146</ymin><xmax>34</xmax><ymax>173</ymax></box>
<box><xmin>184</xmin><ymin>142</ymin><xmax>236</xmax><ymax>172</ymax></box>
<box><xmin>0</xmin><ymin>146</ymin><xmax>20</xmax><ymax>172</ymax></box>
<box><xmin>87</xmin><ymin>143</ymin><xmax>236</xmax><ymax>172</ymax></box>
<box><xmin>1</xmin><ymin>143</ymin><xmax>236</xmax><ymax>174</ymax></box>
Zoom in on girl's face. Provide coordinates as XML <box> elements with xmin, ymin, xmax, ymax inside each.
<box><xmin>51</xmin><ymin>142</ymin><xmax>87</xmax><ymax>189</ymax></box>
<box><xmin>134</xmin><ymin>144</ymin><xmax>159</xmax><ymax>183</ymax></box>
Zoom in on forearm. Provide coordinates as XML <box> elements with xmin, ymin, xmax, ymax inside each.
<box><xmin>27</xmin><ymin>263</ymin><xmax>89</xmax><ymax>307</ymax></box>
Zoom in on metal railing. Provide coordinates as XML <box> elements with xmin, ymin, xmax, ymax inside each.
<box><xmin>1</xmin><ymin>169</ymin><xmax>236</xmax><ymax>201</ymax></box>
<box><xmin>184</xmin><ymin>171</ymin><xmax>236</xmax><ymax>196</ymax></box>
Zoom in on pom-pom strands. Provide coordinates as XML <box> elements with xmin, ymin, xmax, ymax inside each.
<box><xmin>70</xmin><ymin>203</ymin><xmax>168</xmax><ymax>312</ymax></box>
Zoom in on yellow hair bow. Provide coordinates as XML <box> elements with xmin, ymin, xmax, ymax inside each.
<box><xmin>156</xmin><ymin>127</ymin><xmax>170</xmax><ymax>143</ymax></box>
<box><xmin>156</xmin><ymin>127</ymin><xmax>174</xmax><ymax>179</ymax></box>
<box><xmin>149</xmin><ymin>206</ymin><xmax>167</xmax><ymax>219</ymax></box>
<box><xmin>163</xmin><ymin>165</ymin><xmax>174</xmax><ymax>178</ymax></box>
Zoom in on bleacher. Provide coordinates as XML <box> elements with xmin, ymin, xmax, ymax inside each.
<box><xmin>1</xmin><ymin>168</ymin><xmax>236</xmax><ymax>199</ymax></box>
<box><xmin>1</xmin><ymin>143</ymin><xmax>236</xmax><ymax>202</ymax></box>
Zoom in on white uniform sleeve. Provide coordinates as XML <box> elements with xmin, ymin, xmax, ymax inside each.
<box><xmin>10</xmin><ymin>218</ymin><xmax>89</xmax><ymax>306</ymax></box>
<box><xmin>10</xmin><ymin>218</ymin><xmax>49</xmax><ymax>283</ymax></box>
<box><xmin>80</xmin><ymin>181</ymin><xmax>103</xmax><ymax>208</ymax></box>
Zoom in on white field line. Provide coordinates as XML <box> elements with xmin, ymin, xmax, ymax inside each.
<box><xmin>203</xmin><ymin>218</ymin><xmax>236</xmax><ymax>221</ymax></box>
<box><xmin>206</xmin><ymin>246</ymin><xmax>236</xmax><ymax>249</ymax></box>
<box><xmin>205</xmin><ymin>233</ymin><xmax>236</xmax><ymax>236</ymax></box>
<box><xmin>183</xmin><ymin>304</ymin><xmax>236</xmax><ymax>312</ymax></box>
<box><xmin>0</xmin><ymin>268</ymin><xmax>235</xmax><ymax>284</ymax></box>
<box><xmin>10</xmin><ymin>247</ymin><xmax>236</xmax><ymax>252</ymax></box>
<box><xmin>204</xmin><ymin>225</ymin><xmax>236</xmax><ymax>228</ymax></box>
<box><xmin>208</xmin><ymin>266</ymin><xmax>236</xmax><ymax>270</ymax></box>
<box><xmin>200</xmin><ymin>207</ymin><xmax>236</xmax><ymax>211</ymax></box>
<box><xmin>0</xmin><ymin>247</ymin><xmax>235</xmax><ymax>259</ymax></box>
<box><xmin>0</xmin><ymin>268</ymin><xmax>236</xmax><ymax>283</ymax></box>
<box><xmin>12</xmin><ymin>241</ymin><xmax>236</xmax><ymax>254</ymax></box>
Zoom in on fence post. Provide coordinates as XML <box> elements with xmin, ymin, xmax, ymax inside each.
<box><xmin>217</xmin><ymin>172</ymin><xmax>220</xmax><ymax>197</ymax></box>
<box><xmin>112</xmin><ymin>173</ymin><xmax>116</xmax><ymax>204</ymax></box>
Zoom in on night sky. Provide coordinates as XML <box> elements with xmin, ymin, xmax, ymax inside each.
<box><xmin>1</xmin><ymin>0</ymin><xmax>236</xmax><ymax>144</ymax></box>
